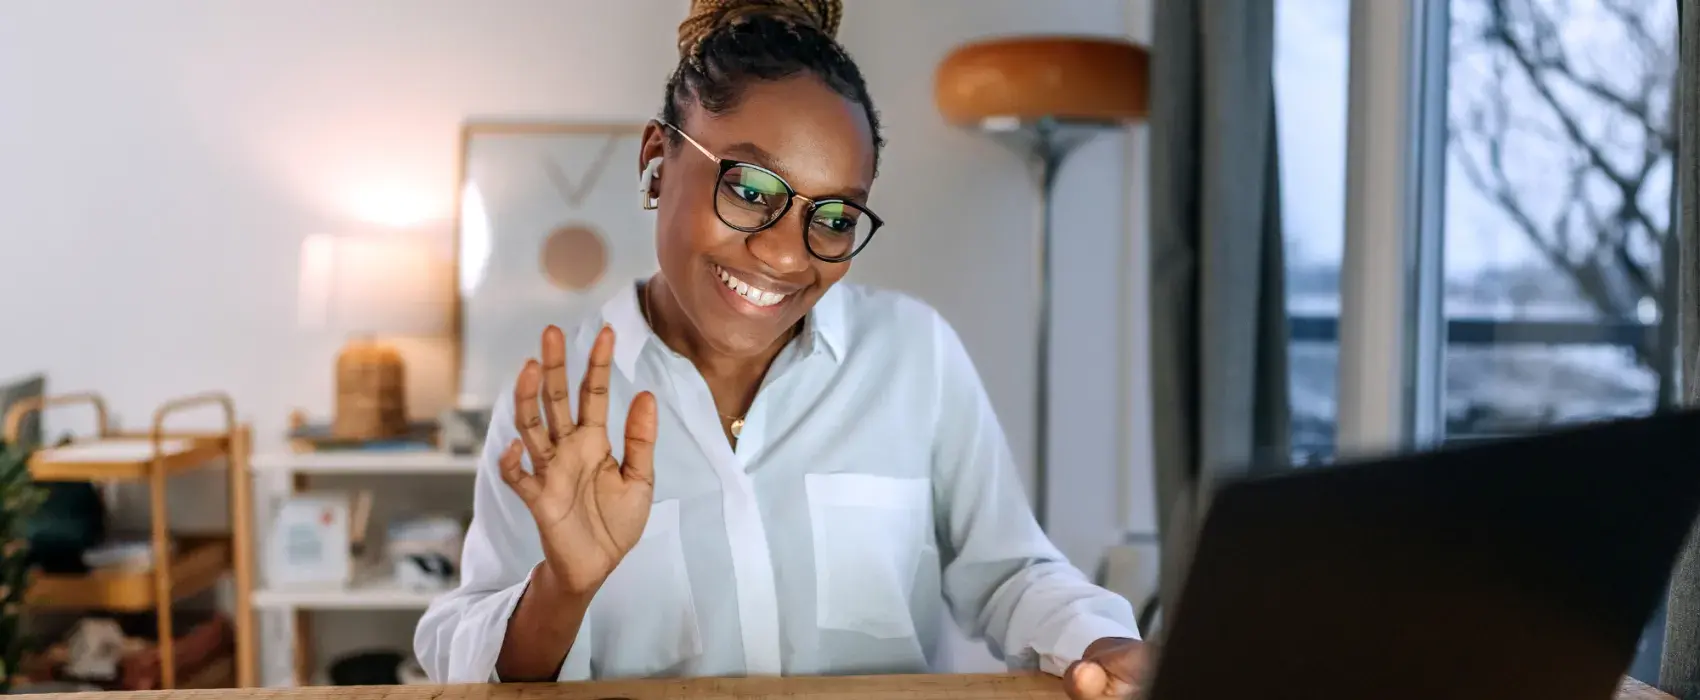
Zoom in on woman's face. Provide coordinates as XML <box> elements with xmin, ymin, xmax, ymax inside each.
<box><xmin>641</xmin><ymin>74</ymin><xmax>877</xmax><ymax>359</ymax></box>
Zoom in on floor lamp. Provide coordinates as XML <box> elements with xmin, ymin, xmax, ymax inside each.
<box><xmin>935</xmin><ymin>36</ymin><xmax>1149</xmax><ymax>530</ymax></box>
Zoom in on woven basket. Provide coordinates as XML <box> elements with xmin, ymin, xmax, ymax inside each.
<box><xmin>333</xmin><ymin>339</ymin><xmax>408</xmax><ymax>440</ymax></box>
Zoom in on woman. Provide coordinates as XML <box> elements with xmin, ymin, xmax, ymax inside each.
<box><xmin>414</xmin><ymin>2</ymin><xmax>1147</xmax><ymax>698</ymax></box>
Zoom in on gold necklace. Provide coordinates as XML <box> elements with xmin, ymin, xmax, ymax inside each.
<box><xmin>640</xmin><ymin>281</ymin><xmax>747</xmax><ymax>438</ymax></box>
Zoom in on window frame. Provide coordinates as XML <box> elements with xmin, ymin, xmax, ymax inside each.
<box><xmin>1334</xmin><ymin>0</ymin><xmax>1446</xmax><ymax>456</ymax></box>
<box><xmin>1326</xmin><ymin>0</ymin><xmax>1680</xmax><ymax>454</ymax></box>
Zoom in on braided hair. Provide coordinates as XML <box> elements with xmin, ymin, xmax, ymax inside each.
<box><xmin>663</xmin><ymin>0</ymin><xmax>885</xmax><ymax>172</ymax></box>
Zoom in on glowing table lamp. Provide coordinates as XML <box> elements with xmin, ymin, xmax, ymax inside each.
<box><xmin>935</xmin><ymin>36</ymin><xmax>1149</xmax><ymax>528</ymax></box>
<box><xmin>298</xmin><ymin>232</ymin><xmax>453</xmax><ymax>440</ymax></box>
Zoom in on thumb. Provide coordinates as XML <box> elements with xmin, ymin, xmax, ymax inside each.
<box><xmin>621</xmin><ymin>391</ymin><xmax>657</xmax><ymax>485</ymax></box>
<box><xmin>1065</xmin><ymin>659</ymin><xmax>1136</xmax><ymax>699</ymax></box>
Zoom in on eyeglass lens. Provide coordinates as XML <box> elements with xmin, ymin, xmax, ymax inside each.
<box><xmin>714</xmin><ymin>163</ymin><xmax>876</xmax><ymax>261</ymax></box>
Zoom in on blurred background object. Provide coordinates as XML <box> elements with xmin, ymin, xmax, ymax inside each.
<box><xmin>297</xmin><ymin>232</ymin><xmax>454</xmax><ymax>442</ymax></box>
<box><xmin>935</xmin><ymin>35</ymin><xmax>1149</xmax><ymax>531</ymax></box>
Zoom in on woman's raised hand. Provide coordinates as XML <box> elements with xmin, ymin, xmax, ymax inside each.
<box><xmin>500</xmin><ymin>324</ymin><xmax>658</xmax><ymax>597</ymax></box>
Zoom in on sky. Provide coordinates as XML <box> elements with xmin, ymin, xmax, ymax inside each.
<box><xmin>1274</xmin><ymin>0</ymin><xmax>1677</xmax><ymax>280</ymax></box>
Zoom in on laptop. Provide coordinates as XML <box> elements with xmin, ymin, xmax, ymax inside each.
<box><xmin>1145</xmin><ymin>408</ymin><xmax>1700</xmax><ymax>700</ymax></box>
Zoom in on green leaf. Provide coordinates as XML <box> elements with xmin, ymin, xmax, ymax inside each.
<box><xmin>0</xmin><ymin>436</ymin><xmax>38</xmax><ymax>695</ymax></box>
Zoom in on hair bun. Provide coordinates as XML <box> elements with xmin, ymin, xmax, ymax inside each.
<box><xmin>677</xmin><ymin>0</ymin><xmax>843</xmax><ymax>58</ymax></box>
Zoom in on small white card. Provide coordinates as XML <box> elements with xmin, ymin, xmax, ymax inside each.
<box><xmin>265</xmin><ymin>492</ymin><xmax>353</xmax><ymax>588</ymax></box>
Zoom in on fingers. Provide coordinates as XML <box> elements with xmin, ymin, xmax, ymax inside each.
<box><xmin>621</xmin><ymin>391</ymin><xmax>658</xmax><ymax>485</ymax></box>
<box><xmin>540</xmin><ymin>325</ymin><xmax>574</xmax><ymax>442</ymax></box>
<box><xmin>1066</xmin><ymin>640</ymin><xmax>1147</xmax><ymax>700</ymax></box>
<box><xmin>1064</xmin><ymin>660</ymin><xmax>1130</xmax><ymax>699</ymax></box>
<box><xmin>578</xmin><ymin>325</ymin><xmax>616</xmax><ymax>429</ymax></box>
<box><xmin>497</xmin><ymin>439</ymin><xmax>542</xmax><ymax>504</ymax></box>
<box><xmin>512</xmin><ymin>361</ymin><xmax>557</xmax><ymax>469</ymax></box>
<box><xmin>1065</xmin><ymin>660</ymin><xmax>1105</xmax><ymax>698</ymax></box>
<box><xmin>1093</xmin><ymin>640</ymin><xmax>1147</xmax><ymax>685</ymax></box>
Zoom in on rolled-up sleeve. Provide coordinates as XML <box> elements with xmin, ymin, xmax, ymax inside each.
<box><xmin>413</xmin><ymin>381</ymin><xmax>594</xmax><ymax>682</ymax></box>
<box><xmin>927</xmin><ymin>313</ymin><xmax>1141</xmax><ymax>677</ymax></box>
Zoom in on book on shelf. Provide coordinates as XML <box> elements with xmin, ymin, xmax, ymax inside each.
<box><xmin>285</xmin><ymin>413</ymin><xmax>439</xmax><ymax>453</ymax></box>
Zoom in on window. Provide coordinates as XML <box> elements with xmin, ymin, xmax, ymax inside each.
<box><xmin>1440</xmin><ymin>0</ymin><xmax>1678</xmax><ymax>442</ymax></box>
<box><xmin>1276</xmin><ymin>0</ymin><xmax>1353</xmax><ymax>463</ymax></box>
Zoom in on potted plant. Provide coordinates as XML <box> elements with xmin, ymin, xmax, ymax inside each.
<box><xmin>0</xmin><ymin>439</ymin><xmax>43</xmax><ymax>694</ymax></box>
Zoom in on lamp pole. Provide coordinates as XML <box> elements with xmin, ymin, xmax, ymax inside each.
<box><xmin>975</xmin><ymin>116</ymin><xmax>1121</xmax><ymax>530</ymax></box>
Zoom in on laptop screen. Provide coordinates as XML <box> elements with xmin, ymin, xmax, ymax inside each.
<box><xmin>1146</xmin><ymin>409</ymin><xmax>1700</xmax><ymax>700</ymax></box>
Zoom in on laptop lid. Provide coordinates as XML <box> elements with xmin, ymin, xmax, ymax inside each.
<box><xmin>1145</xmin><ymin>409</ymin><xmax>1700</xmax><ymax>700</ymax></box>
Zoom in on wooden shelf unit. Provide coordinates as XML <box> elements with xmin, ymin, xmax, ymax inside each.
<box><xmin>26</xmin><ymin>437</ymin><xmax>230</xmax><ymax>482</ymax></box>
<box><xmin>3</xmin><ymin>391</ymin><xmax>257</xmax><ymax>691</ymax></box>
<box><xmin>26</xmin><ymin>538</ymin><xmax>229</xmax><ymax>611</ymax></box>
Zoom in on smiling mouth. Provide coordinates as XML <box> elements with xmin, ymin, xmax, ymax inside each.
<box><xmin>714</xmin><ymin>264</ymin><xmax>790</xmax><ymax>308</ymax></box>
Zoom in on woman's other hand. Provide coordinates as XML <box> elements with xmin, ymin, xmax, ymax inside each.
<box><xmin>1063</xmin><ymin>638</ymin><xmax>1150</xmax><ymax>699</ymax></box>
<box><xmin>500</xmin><ymin>324</ymin><xmax>659</xmax><ymax>598</ymax></box>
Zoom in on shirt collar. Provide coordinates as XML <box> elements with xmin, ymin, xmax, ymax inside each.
<box><xmin>604</xmin><ymin>281</ymin><xmax>652</xmax><ymax>381</ymax></box>
<box><xmin>602</xmin><ymin>279</ymin><xmax>849</xmax><ymax>381</ymax></box>
<box><xmin>804</xmin><ymin>283</ymin><xmax>848</xmax><ymax>362</ymax></box>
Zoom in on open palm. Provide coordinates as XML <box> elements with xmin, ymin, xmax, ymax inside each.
<box><xmin>499</xmin><ymin>324</ymin><xmax>658</xmax><ymax>596</ymax></box>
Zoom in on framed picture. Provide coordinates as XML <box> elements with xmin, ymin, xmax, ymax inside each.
<box><xmin>452</xmin><ymin>122</ymin><xmax>654</xmax><ymax>407</ymax></box>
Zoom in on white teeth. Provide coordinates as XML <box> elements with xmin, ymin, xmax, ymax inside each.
<box><xmin>716</xmin><ymin>266</ymin><xmax>787</xmax><ymax>307</ymax></box>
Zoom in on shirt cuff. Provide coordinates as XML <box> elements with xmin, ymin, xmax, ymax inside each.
<box><xmin>485</xmin><ymin>577</ymin><xmax>527</xmax><ymax>682</ymax></box>
<box><xmin>1038</xmin><ymin>614</ymin><xmax>1143</xmax><ymax>677</ymax></box>
<box><xmin>471</xmin><ymin>567</ymin><xmax>538</xmax><ymax>683</ymax></box>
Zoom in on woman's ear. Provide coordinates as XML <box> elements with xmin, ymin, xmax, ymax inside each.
<box><xmin>639</xmin><ymin>120</ymin><xmax>670</xmax><ymax>210</ymax></box>
<box><xmin>640</xmin><ymin>157</ymin><xmax>664</xmax><ymax>210</ymax></box>
<box><xmin>639</xmin><ymin>120</ymin><xmax>669</xmax><ymax>171</ymax></box>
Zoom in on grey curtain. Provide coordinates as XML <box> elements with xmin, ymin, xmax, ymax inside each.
<box><xmin>1661</xmin><ymin>0</ymin><xmax>1700</xmax><ymax>696</ymax></box>
<box><xmin>1147</xmin><ymin>0</ymin><xmax>1291</xmax><ymax>641</ymax></box>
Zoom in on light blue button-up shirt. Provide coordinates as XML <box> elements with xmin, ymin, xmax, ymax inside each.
<box><xmin>414</xmin><ymin>281</ymin><xmax>1139</xmax><ymax>682</ymax></box>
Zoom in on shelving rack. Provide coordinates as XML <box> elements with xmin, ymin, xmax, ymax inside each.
<box><xmin>4</xmin><ymin>391</ymin><xmax>256</xmax><ymax>689</ymax></box>
<box><xmin>249</xmin><ymin>449</ymin><xmax>475</xmax><ymax>686</ymax></box>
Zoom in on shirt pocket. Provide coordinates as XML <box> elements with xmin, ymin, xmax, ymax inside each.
<box><xmin>805</xmin><ymin>472</ymin><xmax>935</xmax><ymax>640</ymax></box>
<box><xmin>591</xmin><ymin>498</ymin><xmax>702</xmax><ymax>677</ymax></box>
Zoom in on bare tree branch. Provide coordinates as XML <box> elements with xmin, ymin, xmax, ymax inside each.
<box><xmin>1462</xmin><ymin>0</ymin><xmax>1672</xmax><ymax>321</ymax></box>
<box><xmin>1450</xmin><ymin>0</ymin><xmax>1674</xmax><ymax>370</ymax></box>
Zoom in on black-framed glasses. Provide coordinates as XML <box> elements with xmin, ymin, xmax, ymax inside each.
<box><xmin>662</xmin><ymin>121</ymin><xmax>883</xmax><ymax>263</ymax></box>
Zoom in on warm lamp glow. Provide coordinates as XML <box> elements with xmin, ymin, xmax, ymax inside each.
<box><xmin>297</xmin><ymin>234</ymin><xmax>339</xmax><ymax>329</ymax></box>
<box><xmin>458</xmin><ymin>181</ymin><xmax>493</xmax><ymax>297</ymax></box>
<box><xmin>296</xmin><ymin>232</ymin><xmax>454</xmax><ymax>337</ymax></box>
<box><xmin>346</xmin><ymin>183</ymin><xmax>445</xmax><ymax>228</ymax></box>
<box><xmin>934</xmin><ymin>36</ymin><xmax>1150</xmax><ymax>125</ymax></box>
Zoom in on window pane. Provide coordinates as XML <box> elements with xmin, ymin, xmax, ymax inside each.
<box><xmin>1442</xmin><ymin>0</ymin><xmax>1676</xmax><ymax>435</ymax></box>
<box><xmin>1276</xmin><ymin>0</ymin><xmax>1351</xmax><ymax>464</ymax></box>
<box><xmin>1443</xmin><ymin>343</ymin><xmax>1656</xmax><ymax>437</ymax></box>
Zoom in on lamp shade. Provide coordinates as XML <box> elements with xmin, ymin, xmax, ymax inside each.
<box><xmin>934</xmin><ymin>36</ymin><xmax>1150</xmax><ymax>125</ymax></box>
<box><xmin>297</xmin><ymin>232</ymin><xmax>454</xmax><ymax>337</ymax></box>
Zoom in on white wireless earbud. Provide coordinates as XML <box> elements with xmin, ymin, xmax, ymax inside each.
<box><xmin>640</xmin><ymin>157</ymin><xmax>663</xmax><ymax>210</ymax></box>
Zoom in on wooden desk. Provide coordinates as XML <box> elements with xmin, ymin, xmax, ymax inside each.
<box><xmin>42</xmin><ymin>672</ymin><xmax>1679</xmax><ymax>699</ymax></box>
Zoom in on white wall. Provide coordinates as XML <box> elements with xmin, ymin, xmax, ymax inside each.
<box><xmin>0</xmin><ymin>0</ymin><xmax>1150</xmax><ymax>682</ymax></box>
